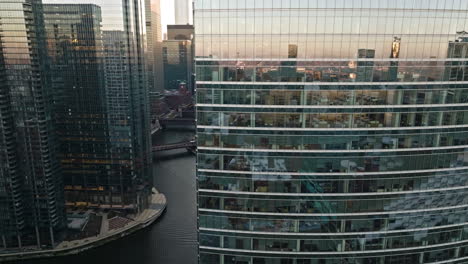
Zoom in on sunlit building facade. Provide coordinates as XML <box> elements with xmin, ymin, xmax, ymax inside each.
<box><xmin>195</xmin><ymin>1</ymin><xmax>468</xmax><ymax>263</ymax></box>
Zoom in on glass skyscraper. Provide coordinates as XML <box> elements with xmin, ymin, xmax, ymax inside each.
<box><xmin>0</xmin><ymin>0</ymin><xmax>66</xmax><ymax>248</ymax></box>
<box><xmin>0</xmin><ymin>0</ymin><xmax>152</xmax><ymax>251</ymax></box>
<box><xmin>42</xmin><ymin>3</ymin><xmax>109</xmax><ymax>208</ymax></box>
<box><xmin>146</xmin><ymin>0</ymin><xmax>164</xmax><ymax>92</ymax></box>
<box><xmin>195</xmin><ymin>0</ymin><xmax>468</xmax><ymax>263</ymax></box>
<box><xmin>41</xmin><ymin>0</ymin><xmax>152</xmax><ymax>212</ymax></box>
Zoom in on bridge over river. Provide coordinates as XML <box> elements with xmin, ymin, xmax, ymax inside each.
<box><xmin>152</xmin><ymin>140</ymin><xmax>196</xmax><ymax>152</ymax></box>
<box><xmin>158</xmin><ymin>118</ymin><xmax>195</xmax><ymax>129</ymax></box>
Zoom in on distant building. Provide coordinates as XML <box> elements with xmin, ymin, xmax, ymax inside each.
<box><xmin>445</xmin><ymin>32</ymin><xmax>468</xmax><ymax>81</ymax></box>
<box><xmin>167</xmin><ymin>24</ymin><xmax>194</xmax><ymax>41</ymax></box>
<box><xmin>146</xmin><ymin>0</ymin><xmax>164</xmax><ymax>92</ymax></box>
<box><xmin>356</xmin><ymin>49</ymin><xmax>375</xmax><ymax>82</ymax></box>
<box><xmin>0</xmin><ymin>0</ymin><xmax>66</xmax><ymax>249</ymax></box>
<box><xmin>162</xmin><ymin>40</ymin><xmax>193</xmax><ymax>91</ymax></box>
<box><xmin>389</xmin><ymin>36</ymin><xmax>401</xmax><ymax>81</ymax></box>
<box><xmin>288</xmin><ymin>44</ymin><xmax>298</xmax><ymax>59</ymax></box>
<box><xmin>162</xmin><ymin>25</ymin><xmax>194</xmax><ymax>92</ymax></box>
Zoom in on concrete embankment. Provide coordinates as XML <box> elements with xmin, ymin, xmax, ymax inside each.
<box><xmin>0</xmin><ymin>193</ymin><xmax>167</xmax><ymax>262</ymax></box>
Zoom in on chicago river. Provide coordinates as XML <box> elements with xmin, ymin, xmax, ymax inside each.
<box><xmin>19</xmin><ymin>130</ymin><xmax>197</xmax><ymax>264</ymax></box>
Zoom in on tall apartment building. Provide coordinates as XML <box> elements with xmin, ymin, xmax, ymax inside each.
<box><xmin>195</xmin><ymin>1</ymin><xmax>468</xmax><ymax>263</ymax></box>
<box><xmin>42</xmin><ymin>0</ymin><xmax>152</xmax><ymax>212</ymax></box>
<box><xmin>0</xmin><ymin>0</ymin><xmax>66</xmax><ymax>249</ymax></box>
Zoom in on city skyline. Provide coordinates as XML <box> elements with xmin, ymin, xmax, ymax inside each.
<box><xmin>0</xmin><ymin>0</ymin><xmax>186</xmax><ymax>257</ymax></box>
<box><xmin>2</xmin><ymin>0</ymin><xmax>468</xmax><ymax>263</ymax></box>
<box><xmin>194</xmin><ymin>0</ymin><xmax>468</xmax><ymax>60</ymax></box>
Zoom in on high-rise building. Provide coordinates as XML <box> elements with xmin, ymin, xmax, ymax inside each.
<box><xmin>42</xmin><ymin>0</ymin><xmax>152</xmax><ymax>212</ymax></box>
<box><xmin>174</xmin><ymin>0</ymin><xmax>190</xmax><ymax>25</ymax></box>
<box><xmin>356</xmin><ymin>49</ymin><xmax>375</xmax><ymax>82</ymax></box>
<box><xmin>446</xmin><ymin>32</ymin><xmax>468</xmax><ymax>82</ymax></box>
<box><xmin>99</xmin><ymin>0</ymin><xmax>153</xmax><ymax>212</ymax></box>
<box><xmin>162</xmin><ymin>40</ymin><xmax>193</xmax><ymax>91</ymax></box>
<box><xmin>388</xmin><ymin>36</ymin><xmax>401</xmax><ymax>82</ymax></box>
<box><xmin>195</xmin><ymin>1</ymin><xmax>468</xmax><ymax>263</ymax></box>
<box><xmin>162</xmin><ymin>25</ymin><xmax>194</xmax><ymax>91</ymax></box>
<box><xmin>146</xmin><ymin>0</ymin><xmax>164</xmax><ymax>92</ymax></box>
<box><xmin>43</xmin><ymin>3</ymin><xmax>108</xmax><ymax>209</ymax></box>
<box><xmin>0</xmin><ymin>0</ymin><xmax>66</xmax><ymax>249</ymax></box>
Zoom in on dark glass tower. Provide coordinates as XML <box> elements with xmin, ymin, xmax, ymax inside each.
<box><xmin>42</xmin><ymin>0</ymin><xmax>152</xmax><ymax>212</ymax></box>
<box><xmin>43</xmin><ymin>3</ymin><xmax>108</xmax><ymax>209</ymax></box>
<box><xmin>0</xmin><ymin>0</ymin><xmax>66</xmax><ymax>249</ymax></box>
<box><xmin>195</xmin><ymin>1</ymin><xmax>468</xmax><ymax>263</ymax></box>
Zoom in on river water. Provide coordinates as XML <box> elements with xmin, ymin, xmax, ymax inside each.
<box><xmin>19</xmin><ymin>129</ymin><xmax>198</xmax><ymax>264</ymax></box>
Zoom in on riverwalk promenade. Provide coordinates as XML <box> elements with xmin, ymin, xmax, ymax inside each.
<box><xmin>0</xmin><ymin>192</ymin><xmax>167</xmax><ymax>262</ymax></box>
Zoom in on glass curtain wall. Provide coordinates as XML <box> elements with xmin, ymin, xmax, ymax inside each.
<box><xmin>42</xmin><ymin>0</ymin><xmax>152</xmax><ymax>212</ymax></box>
<box><xmin>0</xmin><ymin>0</ymin><xmax>66</xmax><ymax>249</ymax></box>
<box><xmin>195</xmin><ymin>0</ymin><xmax>468</xmax><ymax>263</ymax></box>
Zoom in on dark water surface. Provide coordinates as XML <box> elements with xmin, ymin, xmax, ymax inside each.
<box><xmin>18</xmin><ymin>130</ymin><xmax>197</xmax><ymax>264</ymax></box>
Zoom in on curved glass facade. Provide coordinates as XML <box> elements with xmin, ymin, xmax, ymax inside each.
<box><xmin>195</xmin><ymin>0</ymin><xmax>468</xmax><ymax>263</ymax></box>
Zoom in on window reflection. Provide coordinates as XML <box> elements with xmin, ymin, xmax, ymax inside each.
<box><xmin>196</xmin><ymin>2</ymin><xmax>468</xmax><ymax>262</ymax></box>
<box><xmin>198</xmin><ymin>111</ymin><xmax>468</xmax><ymax>128</ymax></box>
<box><xmin>198</xmin><ymin>88</ymin><xmax>468</xmax><ymax>106</ymax></box>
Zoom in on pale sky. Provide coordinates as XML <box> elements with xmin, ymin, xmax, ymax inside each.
<box><xmin>161</xmin><ymin>0</ymin><xmax>193</xmax><ymax>37</ymax></box>
<box><xmin>161</xmin><ymin>0</ymin><xmax>175</xmax><ymax>36</ymax></box>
